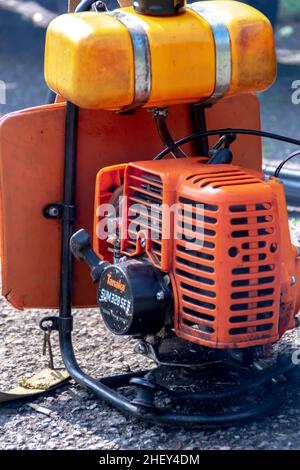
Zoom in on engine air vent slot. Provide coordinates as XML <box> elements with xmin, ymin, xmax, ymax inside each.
<box><xmin>176</xmin><ymin>257</ymin><xmax>214</xmax><ymax>274</ymax></box>
<box><xmin>186</xmin><ymin>170</ymin><xmax>261</xmax><ymax>189</ymax></box>
<box><xmin>183</xmin><ymin>307</ymin><xmax>215</xmax><ymax>322</ymax></box>
<box><xmin>242</xmin><ymin>241</ymin><xmax>266</xmax><ymax>250</ymax></box>
<box><xmin>177</xmin><ymin>244</ymin><xmax>214</xmax><ymax>261</ymax></box>
<box><xmin>183</xmin><ymin>295</ymin><xmax>216</xmax><ymax>311</ymax></box>
<box><xmin>181</xmin><ymin>282</ymin><xmax>216</xmax><ymax>299</ymax></box>
<box><xmin>229</xmin><ymin>327</ymin><xmax>248</xmax><ymax>335</ymax></box>
<box><xmin>230</xmin><ymin>202</ymin><xmax>272</xmax><ymax>212</ymax></box>
<box><xmin>231</xmin><ymin>276</ymin><xmax>275</xmax><ymax>287</ymax></box>
<box><xmin>242</xmin><ymin>254</ymin><xmax>267</xmax><ymax>262</ymax></box>
<box><xmin>182</xmin><ymin>319</ymin><xmax>215</xmax><ymax>334</ymax></box>
<box><xmin>257</xmin><ymin>311</ymin><xmax>273</xmax><ymax>320</ymax></box>
<box><xmin>230</xmin><ymin>299</ymin><xmax>274</xmax><ymax>312</ymax></box>
<box><xmin>256</xmin><ymin>324</ymin><xmax>273</xmax><ymax>332</ymax></box>
<box><xmin>177</xmin><ymin>233</ymin><xmax>215</xmax><ymax>249</ymax></box>
<box><xmin>232</xmin><ymin>230</ymin><xmax>250</xmax><ymax>238</ymax></box>
<box><xmin>231</xmin><ymin>288</ymin><xmax>274</xmax><ymax>299</ymax></box>
<box><xmin>179</xmin><ymin>197</ymin><xmax>218</xmax><ymax>212</ymax></box>
<box><xmin>124</xmin><ymin>171</ymin><xmax>164</xmax><ymax>267</ymax></box>
<box><xmin>176</xmin><ymin>268</ymin><xmax>215</xmax><ymax>286</ymax></box>
<box><xmin>130</xmin><ymin>189</ymin><xmax>162</xmax><ymax>205</ymax></box>
<box><xmin>180</xmin><ymin>209</ymin><xmax>217</xmax><ymax>225</ymax></box>
<box><xmin>230</xmin><ymin>315</ymin><xmax>248</xmax><ymax>323</ymax></box>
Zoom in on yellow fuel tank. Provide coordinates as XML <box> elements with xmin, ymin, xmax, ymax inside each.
<box><xmin>45</xmin><ymin>1</ymin><xmax>276</xmax><ymax>111</ymax></box>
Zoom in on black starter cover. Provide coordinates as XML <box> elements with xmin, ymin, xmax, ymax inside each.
<box><xmin>98</xmin><ymin>260</ymin><xmax>169</xmax><ymax>336</ymax></box>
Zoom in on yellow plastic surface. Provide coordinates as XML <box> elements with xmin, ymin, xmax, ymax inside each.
<box><xmin>45</xmin><ymin>1</ymin><xmax>276</xmax><ymax>110</ymax></box>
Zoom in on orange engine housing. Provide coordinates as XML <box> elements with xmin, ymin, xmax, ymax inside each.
<box><xmin>94</xmin><ymin>158</ymin><xmax>300</xmax><ymax>350</ymax></box>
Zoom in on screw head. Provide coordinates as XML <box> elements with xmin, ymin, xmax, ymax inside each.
<box><xmin>48</xmin><ymin>206</ymin><xmax>59</xmax><ymax>217</ymax></box>
<box><xmin>136</xmin><ymin>342</ymin><xmax>147</xmax><ymax>354</ymax></box>
<box><xmin>291</xmin><ymin>276</ymin><xmax>296</xmax><ymax>286</ymax></box>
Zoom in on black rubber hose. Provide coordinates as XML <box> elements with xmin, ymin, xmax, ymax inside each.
<box><xmin>154</xmin><ymin>128</ymin><xmax>300</xmax><ymax>160</ymax></box>
<box><xmin>274</xmin><ymin>150</ymin><xmax>300</xmax><ymax>177</ymax></box>
<box><xmin>154</xmin><ymin>111</ymin><xmax>187</xmax><ymax>158</ymax></box>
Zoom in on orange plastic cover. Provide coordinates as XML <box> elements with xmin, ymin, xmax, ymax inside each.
<box><xmin>120</xmin><ymin>158</ymin><xmax>282</xmax><ymax>349</ymax></box>
<box><xmin>0</xmin><ymin>94</ymin><xmax>262</xmax><ymax>310</ymax></box>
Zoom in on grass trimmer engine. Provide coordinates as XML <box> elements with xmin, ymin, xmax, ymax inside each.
<box><xmin>70</xmin><ymin>153</ymin><xmax>300</xmax><ymax>424</ymax></box>
<box><xmin>72</xmin><ymin>158</ymin><xmax>300</xmax><ymax>357</ymax></box>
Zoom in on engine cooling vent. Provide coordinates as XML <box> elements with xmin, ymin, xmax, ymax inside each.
<box><xmin>175</xmin><ymin>169</ymin><xmax>281</xmax><ymax>349</ymax></box>
<box><xmin>187</xmin><ymin>168</ymin><xmax>262</xmax><ymax>189</ymax></box>
<box><xmin>228</xmin><ymin>202</ymin><xmax>278</xmax><ymax>339</ymax></box>
<box><xmin>175</xmin><ymin>196</ymin><xmax>218</xmax><ymax>338</ymax></box>
<box><xmin>122</xmin><ymin>170</ymin><xmax>164</xmax><ymax>268</ymax></box>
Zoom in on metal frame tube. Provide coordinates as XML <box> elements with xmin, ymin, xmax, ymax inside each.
<box><xmin>60</xmin><ymin>102</ymin><xmax>78</xmax><ymax>320</ymax></box>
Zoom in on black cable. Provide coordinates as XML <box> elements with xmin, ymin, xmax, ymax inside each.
<box><xmin>191</xmin><ymin>104</ymin><xmax>209</xmax><ymax>156</ymax></box>
<box><xmin>153</xmin><ymin>127</ymin><xmax>300</xmax><ymax>162</ymax></box>
<box><xmin>274</xmin><ymin>150</ymin><xmax>300</xmax><ymax>178</ymax></box>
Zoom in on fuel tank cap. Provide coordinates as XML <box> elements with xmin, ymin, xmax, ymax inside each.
<box><xmin>133</xmin><ymin>0</ymin><xmax>186</xmax><ymax>16</ymax></box>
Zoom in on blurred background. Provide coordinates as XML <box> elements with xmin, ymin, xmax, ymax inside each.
<box><xmin>0</xmin><ymin>0</ymin><xmax>300</xmax><ymax>164</ymax></box>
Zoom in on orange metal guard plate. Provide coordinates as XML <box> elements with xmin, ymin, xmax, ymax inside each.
<box><xmin>0</xmin><ymin>95</ymin><xmax>261</xmax><ymax>309</ymax></box>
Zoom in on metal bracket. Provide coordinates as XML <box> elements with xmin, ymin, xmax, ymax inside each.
<box><xmin>108</xmin><ymin>10</ymin><xmax>151</xmax><ymax>113</ymax></box>
<box><xmin>40</xmin><ymin>316</ymin><xmax>73</xmax><ymax>334</ymax></box>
